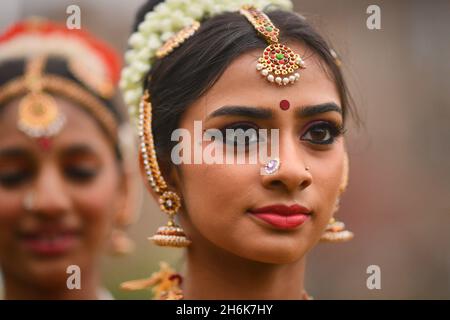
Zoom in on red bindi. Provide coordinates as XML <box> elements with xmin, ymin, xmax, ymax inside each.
<box><xmin>279</xmin><ymin>99</ymin><xmax>290</xmax><ymax>110</ymax></box>
<box><xmin>37</xmin><ymin>137</ymin><xmax>52</xmax><ymax>151</ymax></box>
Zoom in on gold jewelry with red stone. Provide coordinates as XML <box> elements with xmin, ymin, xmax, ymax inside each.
<box><xmin>240</xmin><ymin>5</ymin><xmax>306</xmax><ymax>86</ymax></box>
<box><xmin>156</xmin><ymin>21</ymin><xmax>200</xmax><ymax>59</ymax></box>
<box><xmin>0</xmin><ymin>56</ymin><xmax>118</xmax><ymax>149</ymax></box>
<box><xmin>16</xmin><ymin>56</ymin><xmax>65</xmax><ymax>148</ymax></box>
<box><xmin>139</xmin><ymin>90</ymin><xmax>191</xmax><ymax>247</ymax></box>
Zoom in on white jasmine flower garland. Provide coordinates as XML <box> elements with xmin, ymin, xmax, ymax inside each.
<box><xmin>120</xmin><ymin>0</ymin><xmax>294</xmax><ymax>123</ymax></box>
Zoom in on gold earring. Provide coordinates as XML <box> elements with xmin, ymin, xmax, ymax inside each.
<box><xmin>139</xmin><ymin>90</ymin><xmax>191</xmax><ymax>248</ymax></box>
<box><xmin>320</xmin><ymin>153</ymin><xmax>354</xmax><ymax>243</ymax></box>
<box><xmin>320</xmin><ymin>216</ymin><xmax>354</xmax><ymax>242</ymax></box>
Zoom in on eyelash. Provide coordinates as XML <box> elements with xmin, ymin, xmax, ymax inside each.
<box><xmin>301</xmin><ymin>120</ymin><xmax>346</xmax><ymax>145</ymax></box>
<box><xmin>0</xmin><ymin>170</ymin><xmax>33</xmax><ymax>188</ymax></box>
<box><xmin>63</xmin><ymin>166</ymin><xmax>98</xmax><ymax>183</ymax></box>
<box><xmin>218</xmin><ymin>122</ymin><xmax>261</xmax><ymax>147</ymax></box>
<box><xmin>0</xmin><ymin>165</ymin><xmax>98</xmax><ymax>189</ymax></box>
<box><xmin>217</xmin><ymin>120</ymin><xmax>345</xmax><ymax>147</ymax></box>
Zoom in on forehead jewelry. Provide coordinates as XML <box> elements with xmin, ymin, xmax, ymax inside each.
<box><xmin>17</xmin><ymin>56</ymin><xmax>66</xmax><ymax>150</ymax></box>
<box><xmin>240</xmin><ymin>5</ymin><xmax>306</xmax><ymax>86</ymax></box>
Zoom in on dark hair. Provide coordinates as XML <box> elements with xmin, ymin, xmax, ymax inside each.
<box><xmin>134</xmin><ymin>0</ymin><xmax>358</xmax><ymax>166</ymax></box>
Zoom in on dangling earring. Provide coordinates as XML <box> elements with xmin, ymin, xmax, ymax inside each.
<box><xmin>320</xmin><ymin>153</ymin><xmax>354</xmax><ymax>243</ymax></box>
<box><xmin>320</xmin><ymin>216</ymin><xmax>354</xmax><ymax>242</ymax></box>
<box><xmin>139</xmin><ymin>90</ymin><xmax>191</xmax><ymax>248</ymax></box>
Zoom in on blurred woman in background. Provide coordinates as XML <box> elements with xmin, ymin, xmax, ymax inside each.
<box><xmin>0</xmin><ymin>18</ymin><xmax>139</xmax><ymax>299</ymax></box>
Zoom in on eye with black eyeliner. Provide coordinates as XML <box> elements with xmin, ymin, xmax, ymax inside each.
<box><xmin>0</xmin><ymin>169</ymin><xmax>33</xmax><ymax>188</ymax></box>
<box><xmin>63</xmin><ymin>165</ymin><xmax>99</xmax><ymax>183</ymax></box>
<box><xmin>301</xmin><ymin>120</ymin><xmax>346</xmax><ymax>145</ymax></box>
<box><xmin>217</xmin><ymin>122</ymin><xmax>264</xmax><ymax>148</ymax></box>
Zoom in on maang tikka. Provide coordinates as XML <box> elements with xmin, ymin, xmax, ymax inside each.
<box><xmin>17</xmin><ymin>56</ymin><xmax>66</xmax><ymax>150</ymax></box>
<box><xmin>240</xmin><ymin>5</ymin><xmax>306</xmax><ymax>86</ymax></box>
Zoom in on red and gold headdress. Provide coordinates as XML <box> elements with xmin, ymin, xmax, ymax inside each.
<box><xmin>0</xmin><ymin>18</ymin><xmax>122</xmax><ymax>147</ymax></box>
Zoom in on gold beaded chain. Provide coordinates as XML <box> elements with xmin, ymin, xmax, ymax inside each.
<box><xmin>156</xmin><ymin>21</ymin><xmax>200</xmax><ymax>59</ymax></box>
<box><xmin>139</xmin><ymin>90</ymin><xmax>191</xmax><ymax>247</ymax></box>
<box><xmin>138</xmin><ymin>90</ymin><xmax>180</xmax><ymax>216</ymax></box>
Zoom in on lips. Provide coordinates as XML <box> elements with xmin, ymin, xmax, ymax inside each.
<box><xmin>19</xmin><ymin>227</ymin><xmax>80</xmax><ymax>257</ymax></box>
<box><xmin>248</xmin><ymin>204</ymin><xmax>311</xmax><ymax>229</ymax></box>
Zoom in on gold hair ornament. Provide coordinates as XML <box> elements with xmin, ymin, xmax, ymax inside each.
<box><xmin>0</xmin><ymin>57</ymin><xmax>118</xmax><ymax>144</ymax></box>
<box><xmin>240</xmin><ymin>5</ymin><xmax>306</xmax><ymax>86</ymax></box>
<box><xmin>156</xmin><ymin>21</ymin><xmax>200</xmax><ymax>59</ymax></box>
<box><xmin>139</xmin><ymin>90</ymin><xmax>191</xmax><ymax>247</ymax></box>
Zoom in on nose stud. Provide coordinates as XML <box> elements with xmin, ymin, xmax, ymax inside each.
<box><xmin>23</xmin><ymin>190</ymin><xmax>35</xmax><ymax>211</ymax></box>
<box><xmin>262</xmin><ymin>158</ymin><xmax>281</xmax><ymax>175</ymax></box>
<box><xmin>261</xmin><ymin>159</ymin><xmax>310</xmax><ymax>175</ymax></box>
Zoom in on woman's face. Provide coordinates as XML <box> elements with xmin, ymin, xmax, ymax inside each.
<box><xmin>173</xmin><ymin>43</ymin><xmax>346</xmax><ymax>264</ymax></box>
<box><xmin>0</xmin><ymin>97</ymin><xmax>124</xmax><ymax>289</ymax></box>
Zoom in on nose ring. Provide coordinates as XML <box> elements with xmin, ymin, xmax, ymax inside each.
<box><xmin>261</xmin><ymin>158</ymin><xmax>281</xmax><ymax>175</ymax></box>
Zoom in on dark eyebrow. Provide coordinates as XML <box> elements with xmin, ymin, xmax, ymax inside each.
<box><xmin>296</xmin><ymin>102</ymin><xmax>342</xmax><ymax>118</ymax></box>
<box><xmin>206</xmin><ymin>102</ymin><xmax>342</xmax><ymax>120</ymax></box>
<box><xmin>0</xmin><ymin>147</ymin><xmax>30</xmax><ymax>158</ymax></box>
<box><xmin>60</xmin><ymin>144</ymin><xmax>97</xmax><ymax>157</ymax></box>
<box><xmin>207</xmin><ymin>106</ymin><xmax>272</xmax><ymax>120</ymax></box>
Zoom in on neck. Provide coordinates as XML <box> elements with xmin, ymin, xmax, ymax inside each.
<box><xmin>182</xmin><ymin>240</ymin><xmax>307</xmax><ymax>300</ymax></box>
<box><xmin>3</xmin><ymin>267</ymin><xmax>101</xmax><ymax>300</ymax></box>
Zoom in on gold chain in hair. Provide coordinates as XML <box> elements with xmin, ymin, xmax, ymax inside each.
<box><xmin>156</xmin><ymin>21</ymin><xmax>201</xmax><ymax>59</ymax></box>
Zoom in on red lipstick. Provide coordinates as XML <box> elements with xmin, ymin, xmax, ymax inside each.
<box><xmin>18</xmin><ymin>226</ymin><xmax>80</xmax><ymax>257</ymax></box>
<box><xmin>248</xmin><ymin>204</ymin><xmax>311</xmax><ymax>229</ymax></box>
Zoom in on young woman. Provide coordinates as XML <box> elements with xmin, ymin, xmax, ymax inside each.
<box><xmin>0</xmin><ymin>19</ymin><xmax>138</xmax><ymax>299</ymax></box>
<box><xmin>121</xmin><ymin>0</ymin><xmax>358</xmax><ymax>299</ymax></box>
